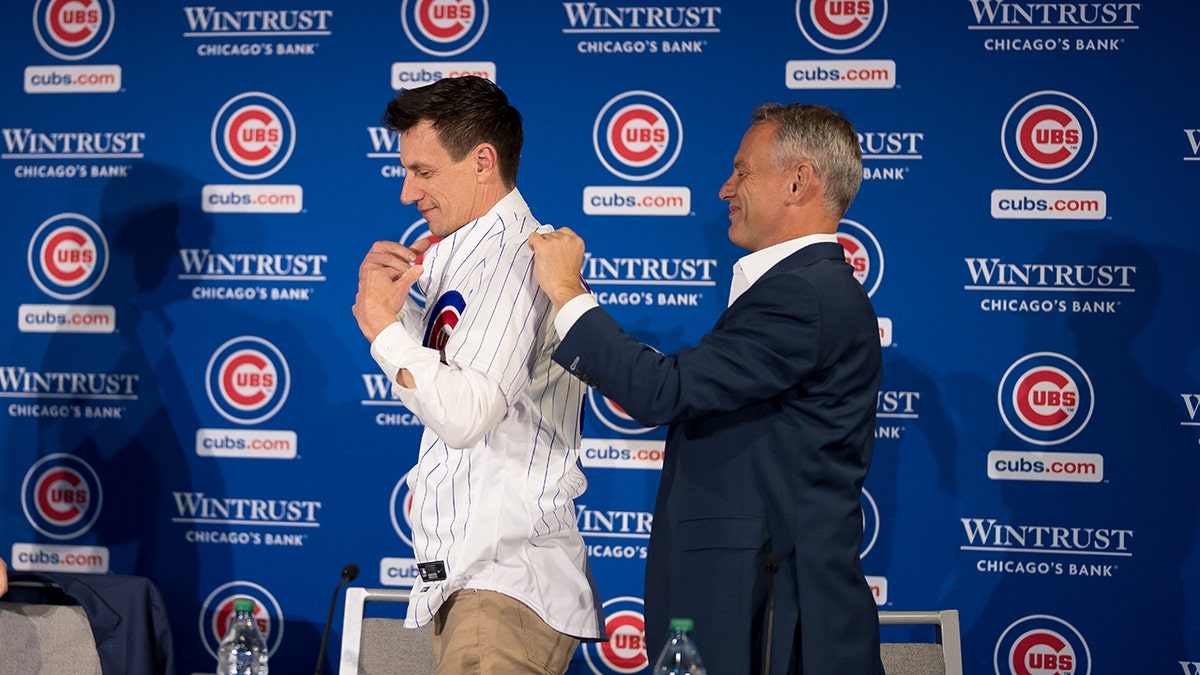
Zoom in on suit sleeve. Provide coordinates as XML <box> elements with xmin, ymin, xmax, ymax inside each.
<box><xmin>554</xmin><ymin>273</ymin><xmax>822</xmax><ymax>427</ymax></box>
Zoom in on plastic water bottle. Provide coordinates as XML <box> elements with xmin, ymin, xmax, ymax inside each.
<box><xmin>216</xmin><ymin>598</ymin><xmax>269</xmax><ymax>674</ymax></box>
<box><xmin>652</xmin><ymin>617</ymin><xmax>707</xmax><ymax>674</ymax></box>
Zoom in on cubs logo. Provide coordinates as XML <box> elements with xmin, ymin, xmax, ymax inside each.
<box><xmin>21</xmin><ymin>453</ymin><xmax>102</xmax><ymax>540</ymax></box>
<box><xmin>390</xmin><ymin>468</ymin><xmax>417</xmax><ymax>549</ymax></box>
<box><xmin>860</xmin><ymin>487</ymin><xmax>879</xmax><ymax>558</ymax></box>
<box><xmin>1001</xmin><ymin>91</ymin><xmax>1097</xmax><ymax>184</ymax></box>
<box><xmin>401</xmin><ymin>0</ymin><xmax>488</xmax><ymax>56</ymax></box>
<box><xmin>994</xmin><ymin>614</ymin><xmax>1091</xmax><ymax>675</ymax></box>
<box><xmin>837</xmin><ymin>218</ymin><xmax>884</xmax><ymax>297</ymax></box>
<box><xmin>593</xmin><ymin>91</ymin><xmax>683</xmax><ymax>182</ymax></box>
<box><xmin>423</xmin><ymin>290</ymin><xmax>466</xmax><ymax>354</ymax></box>
<box><xmin>199</xmin><ymin>581</ymin><xmax>283</xmax><ymax>660</ymax></box>
<box><xmin>582</xmin><ymin>596</ymin><xmax>649</xmax><ymax>675</ymax></box>
<box><xmin>796</xmin><ymin>0</ymin><xmax>888</xmax><ymax>54</ymax></box>
<box><xmin>399</xmin><ymin>219</ymin><xmax>440</xmax><ymax>307</ymax></box>
<box><xmin>998</xmin><ymin>352</ymin><xmax>1094</xmax><ymax>446</ymax></box>
<box><xmin>211</xmin><ymin>92</ymin><xmax>296</xmax><ymax>180</ymax></box>
<box><xmin>587</xmin><ymin>389</ymin><xmax>658</xmax><ymax>436</ymax></box>
<box><xmin>205</xmin><ymin>336</ymin><xmax>291</xmax><ymax>425</ymax></box>
<box><xmin>33</xmin><ymin>0</ymin><xmax>115</xmax><ymax>60</ymax></box>
<box><xmin>27</xmin><ymin>212</ymin><xmax>109</xmax><ymax>301</ymax></box>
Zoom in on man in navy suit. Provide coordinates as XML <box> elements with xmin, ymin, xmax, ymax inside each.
<box><xmin>527</xmin><ymin>103</ymin><xmax>884</xmax><ymax>674</ymax></box>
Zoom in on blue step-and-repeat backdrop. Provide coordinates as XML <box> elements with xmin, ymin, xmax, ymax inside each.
<box><xmin>2</xmin><ymin>1</ymin><xmax>1199</xmax><ymax>673</ymax></box>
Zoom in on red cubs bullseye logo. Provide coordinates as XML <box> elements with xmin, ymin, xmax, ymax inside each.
<box><xmin>401</xmin><ymin>0</ymin><xmax>488</xmax><ymax>56</ymax></box>
<box><xmin>400</xmin><ymin>219</ymin><xmax>439</xmax><ymax>307</ymax></box>
<box><xmin>390</xmin><ymin>469</ymin><xmax>417</xmax><ymax>548</ymax></box>
<box><xmin>211</xmin><ymin>92</ymin><xmax>296</xmax><ymax>180</ymax></box>
<box><xmin>587</xmin><ymin>389</ymin><xmax>658</xmax><ymax>436</ymax></box>
<box><xmin>610</xmin><ymin>107</ymin><xmax>667</xmax><ymax>166</ymax></box>
<box><xmin>221</xmin><ymin>352</ymin><xmax>276</xmax><ymax>408</ymax></box>
<box><xmin>1014</xmin><ymin>369</ymin><xmax>1076</xmax><ymax>430</ymax></box>
<box><xmin>1018</xmin><ymin>107</ymin><xmax>1081</xmax><ymax>169</ymax></box>
<box><xmin>27</xmin><ymin>213</ymin><xmax>109</xmax><ymax>301</ymax></box>
<box><xmin>995</xmin><ymin>615</ymin><xmax>1090</xmax><ymax>675</ymax></box>
<box><xmin>1002</xmin><ymin>91</ymin><xmax>1097</xmax><ymax>184</ymax></box>
<box><xmin>43</xmin><ymin>228</ymin><xmax>93</xmax><ymax>283</ymax></box>
<box><xmin>34</xmin><ymin>0</ymin><xmax>115</xmax><ymax>60</ymax></box>
<box><xmin>21</xmin><ymin>453</ymin><xmax>103</xmax><ymax>540</ymax></box>
<box><xmin>593</xmin><ymin>91</ymin><xmax>683</xmax><ymax>181</ymax></box>
<box><xmin>813</xmin><ymin>0</ymin><xmax>873</xmax><ymax>38</ymax></box>
<box><xmin>860</xmin><ymin>487</ymin><xmax>879</xmax><ymax>559</ymax></box>
<box><xmin>796</xmin><ymin>0</ymin><xmax>887</xmax><ymax>54</ymax></box>
<box><xmin>36</xmin><ymin>467</ymin><xmax>89</xmax><ymax>526</ymax></box>
<box><xmin>1012</xmin><ymin>631</ymin><xmax>1075</xmax><ymax>675</ymax></box>
<box><xmin>206</xmin><ymin>336</ymin><xmax>291</xmax><ymax>425</ymax></box>
<box><xmin>423</xmin><ymin>290</ymin><xmax>466</xmax><ymax>354</ymax></box>
<box><xmin>998</xmin><ymin>352</ymin><xmax>1094</xmax><ymax>446</ymax></box>
<box><xmin>214</xmin><ymin>598</ymin><xmax>270</xmax><ymax>642</ymax></box>
<box><xmin>582</xmin><ymin>597</ymin><xmax>648</xmax><ymax>675</ymax></box>
<box><xmin>200</xmin><ymin>582</ymin><xmax>283</xmax><ymax>660</ymax></box>
<box><xmin>837</xmin><ymin>219</ymin><xmax>884</xmax><ymax>297</ymax></box>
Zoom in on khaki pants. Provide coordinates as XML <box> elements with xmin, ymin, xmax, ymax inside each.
<box><xmin>431</xmin><ymin>589</ymin><xmax>580</xmax><ymax>675</ymax></box>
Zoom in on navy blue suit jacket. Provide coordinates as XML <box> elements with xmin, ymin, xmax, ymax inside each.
<box><xmin>8</xmin><ymin>571</ymin><xmax>176</xmax><ymax>675</ymax></box>
<box><xmin>554</xmin><ymin>242</ymin><xmax>884</xmax><ymax>674</ymax></box>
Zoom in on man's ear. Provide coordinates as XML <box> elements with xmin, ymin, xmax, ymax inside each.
<box><xmin>788</xmin><ymin>163</ymin><xmax>816</xmax><ymax>204</ymax></box>
<box><xmin>474</xmin><ymin>143</ymin><xmax>498</xmax><ymax>180</ymax></box>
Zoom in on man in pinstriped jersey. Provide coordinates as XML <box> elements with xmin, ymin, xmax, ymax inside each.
<box><xmin>352</xmin><ymin>75</ymin><xmax>604</xmax><ymax>675</ymax></box>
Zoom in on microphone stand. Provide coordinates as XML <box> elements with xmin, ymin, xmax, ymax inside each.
<box><xmin>315</xmin><ymin>563</ymin><xmax>359</xmax><ymax>675</ymax></box>
<box><xmin>762</xmin><ymin>553</ymin><xmax>780</xmax><ymax>675</ymax></box>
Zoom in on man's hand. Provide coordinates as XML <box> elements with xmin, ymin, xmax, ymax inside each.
<box><xmin>527</xmin><ymin>227</ymin><xmax>590</xmax><ymax>309</ymax></box>
<box><xmin>352</xmin><ymin>238</ymin><xmax>431</xmax><ymax>343</ymax></box>
<box><xmin>360</xmin><ymin>238</ymin><xmax>433</xmax><ymax>281</ymax></box>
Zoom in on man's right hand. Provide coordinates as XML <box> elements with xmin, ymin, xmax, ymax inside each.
<box><xmin>360</xmin><ymin>237</ymin><xmax>433</xmax><ymax>281</ymax></box>
<box><xmin>527</xmin><ymin>227</ymin><xmax>590</xmax><ymax>310</ymax></box>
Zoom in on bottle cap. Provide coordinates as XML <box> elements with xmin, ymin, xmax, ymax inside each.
<box><xmin>234</xmin><ymin>598</ymin><xmax>255</xmax><ymax>613</ymax></box>
<box><xmin>668</xmin><ymin>617</ymin><xmax>694</xmax><ymax>632</ymax></box>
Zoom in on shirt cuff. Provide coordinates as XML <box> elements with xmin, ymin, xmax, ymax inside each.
<box><xmin>370</xmin><ymin>321</ymin><xmax>426</xmax><ymax>387</ymax></box>
<box><xmin>554</xmin><ymin>293</ymin><xmax>599</xmax><ymax>339</ymax></box>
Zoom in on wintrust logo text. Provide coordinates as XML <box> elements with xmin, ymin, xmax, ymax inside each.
<box><xmin>970</xmin><ymin>0</ymin><xmax>1140</xmax><ymax>52</ymax></box>
<box><xmin>1182</xmin><ymin>394</ymin><xmax>1200</xmax><ymax>428</ymax></box>
<box><xmin>583</xmin><ymin>253</ymin><xmax>718</xmax><ymax>310</ymax></box>
<box><xmin>3</xmin><ymin>128</ymin><xmax>144</xmax><ymax>180</ymax></box>
<box><xmin>178</xmin><ymin>248</ymin><xmax>326</xmax><ymax>302</ymax></box>
<box><xmin>563</xmin><ymin>2</ymin><xmax>722</xmax><ymax>55</ymax></box>
<box><xmin>965</xmin><ymin>257</ymin><xmax>1135</xmax><ymax>315</ymax></box>
<box><xmin>963</xmin><ymin>517</ymin><xmax>1131</xmax><ymax>579</ymax></box>
<box><xmin>858</xmin><ymin>130</ymin><xmax>923</xmax><ymax>181</ymax></box>
<box><xmin>962</xmin><ymin>518</ymin><xmax>1132</xmax><ymax>555</ymax></box>
<box><xmin>875</xmin><ymin>389</ymin><xmax>918</xmax><ymax>440</ymax></box>
<box><xmin>173</xmin><ymin>492</ymin><xmax>321</xmax><ymax>525</ymax></box>
<box><xmin>1185</xmin><ymin>128</ymin><xmax>1200</xmax><ymax>162</ymax></box>
<box><xmin>576</xmin><ymin>503</ymin><xmax>653</xmax><ymax>561</ymax></box>
<box><xmin>183</xmin><ymin>6</ymin><xmax>333</xmax><ymax>57</ymax></box>
<box><xmin>968</xmin><ymin>0</ymin><xmax>1140</xmax><ymax>27</ymax></box>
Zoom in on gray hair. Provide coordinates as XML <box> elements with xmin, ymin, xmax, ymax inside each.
<box><xmin>750</xmin><ymin>103</ymin><xmax>862</xmax><ymax>217</ymax></box>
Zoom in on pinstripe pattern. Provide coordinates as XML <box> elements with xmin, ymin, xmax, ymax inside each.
<box><xmin>402</xmin><ymin>189</ymin><xmax>603</xmax><ymax>640</ymax></box>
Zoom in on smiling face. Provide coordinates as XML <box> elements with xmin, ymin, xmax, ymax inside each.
<box><xmin>398</xmin><ymin>120</ymin><xmax>489</xmax><ymax>238</ymax></box>
<box><xmin>718</xmin><ymin>121</ymin><xmax>796</xmax><ymax>252</ymax></box>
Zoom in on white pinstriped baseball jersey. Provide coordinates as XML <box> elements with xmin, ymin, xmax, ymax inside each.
<box><xmin>371</xmin><ymin>189</ymin><xmax>604</xmax><ymax>640</ymax></box>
